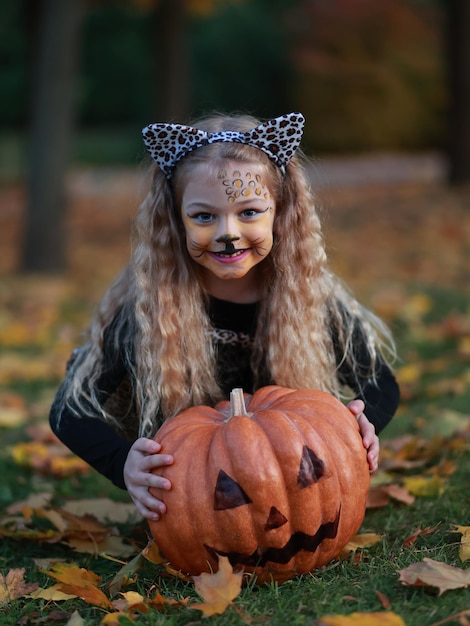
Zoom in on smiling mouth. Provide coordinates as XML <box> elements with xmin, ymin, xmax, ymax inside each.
<box><xmin>213</xmin><ymin>249</ymin><xmax>246</xmax><ymax>258</ymax></box>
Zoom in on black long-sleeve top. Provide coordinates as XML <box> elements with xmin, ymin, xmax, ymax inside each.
<box><xmin>50</xmin><ymin>297</ymin><xmax>400</xmax><ymax>490</ymax></box>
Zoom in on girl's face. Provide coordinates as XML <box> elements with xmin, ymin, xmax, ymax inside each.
<box><xmin>180</xmin><ymin>162</ymin><xmax>276</xmax><ymax>296</ymax></box>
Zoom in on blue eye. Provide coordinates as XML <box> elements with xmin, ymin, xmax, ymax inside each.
<box><xmin>192</xmin><ymin>212</ymin><xmax>214</xmax><ymax>223</ymax></box>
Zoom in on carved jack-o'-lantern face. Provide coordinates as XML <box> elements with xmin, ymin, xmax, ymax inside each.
<box><xmin>149</xmin><ymin>386</ymin><xmax>370</xmax><ymax>582</ymax></box>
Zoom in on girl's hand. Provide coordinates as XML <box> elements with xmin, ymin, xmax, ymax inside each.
<box><xmin>347</xmin><ymin>399</ymin><xmax>379</xmax><ymax>472</ymax></box>
<box><xmin>123</xmin><ymin>438</ymin><xmax>173</xmax><ymax>521</ymax></box>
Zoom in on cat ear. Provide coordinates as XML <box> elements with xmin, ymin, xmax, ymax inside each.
<box><xmin>142</xmin><ymin>123</ymin><xmax>208</xmax><ymax>178</ymax></box>
<box><xmin>142</xmin><ymin>112</ymin><xmax>305</xmax><ymax>178</ymax></box>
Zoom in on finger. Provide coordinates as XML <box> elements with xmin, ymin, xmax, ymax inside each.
<box><xmin>367</xmin><ymin>449</ymin><xmax>379</xmax><ymax>472</ymax></box>
<box><xmin>347</xmin><ymin>399</ymin><xmax>365</xmax><ymax>416</ymax></box>
<box><xmin>130</xmin><ymin>489</ymin><xmax>167</xmax><ymax>520</ymax></box>
<box><xmin>131</xmin><ymin>437</ymin><xmax>162</xmax><ymax>455</ymax></box>
<box><xmin>134</xmin><ymin>471</ymin><xmax>172</xmax><ymax>491</ymax></box>
<box><xmin>140</xmin><ymin>453</ymin><xmax>174</xmax><ymax>473</ymax></box>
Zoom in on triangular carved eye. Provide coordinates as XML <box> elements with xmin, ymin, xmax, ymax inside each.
<box><xmin>297</xmin><ymin>446</ymin><xmax>325</xmax><ymax>488</ymax></box>
<box><xmin>265</xmin><ymin>506</ymin><xmax>288</xmax><ymax>531</ymax></box>
<box><xmin>214</xmin><ymin>470</ymin><xmax>252</xmax><ymax>510</ymax></box>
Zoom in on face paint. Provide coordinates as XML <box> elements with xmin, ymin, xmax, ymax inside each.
<box><xmin>180</xmin><ymin>163</ymin><xmax>276</xmax><ymax>298</ymax></box>
<box><xmin>222</xmin><ymin>171</ymin><xmax>271</xmax><ymax>203</ymax></box>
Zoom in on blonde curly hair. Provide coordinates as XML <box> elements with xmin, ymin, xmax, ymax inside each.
<box><xmin>65</xmin><ymin>113</ymin><xmax>395</xmax><ymax>438</ymax></box>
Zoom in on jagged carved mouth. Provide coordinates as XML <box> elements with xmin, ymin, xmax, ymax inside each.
<box><xmin>204</xmin><ymin>508</ymin><xmax>341</xmax><ymax>567</ymax></box>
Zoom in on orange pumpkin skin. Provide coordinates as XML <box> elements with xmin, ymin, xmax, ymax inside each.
<box><xmin>149</xmin><ymin>386</ymin><xmax>370</xmax><ymax>581</ymax></box>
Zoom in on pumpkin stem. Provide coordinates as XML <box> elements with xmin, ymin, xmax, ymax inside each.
<box><xmin>230</xmin><ymin>388</ymin><xmax>249</xmax><ymax>418</ymax></box>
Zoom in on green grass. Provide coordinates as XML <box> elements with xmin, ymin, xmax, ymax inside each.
<box><xmin>1</xmin><ymin>282</ymin><xmax>469</xmax><ymax>625</ymax></box>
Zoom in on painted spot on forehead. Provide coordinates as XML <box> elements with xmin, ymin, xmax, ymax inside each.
<box><xmin>222</xmin><ymin>170</ymin><xmax>271</xmax><ymax>204</ymax></box>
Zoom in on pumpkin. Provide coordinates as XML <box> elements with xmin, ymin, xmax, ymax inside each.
<box><xmin>149</xmin><ymin>386</ymin><xmax>370</xmax><ymax>581</ymax></box>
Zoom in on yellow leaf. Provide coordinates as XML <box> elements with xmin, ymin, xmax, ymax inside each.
<box><xmin>191</xmin><ymin>556</ymin><xmax>243</xmax><ymax>616</ymax></box>
<box><xmin>27</xmin><ymin>584</ymin><xmax>77</xmax><ymax>601</ymax></box>
<box><xmin>451</xmin><ymin>526</ymin><xmax>470</xmax><ymax>562</ymax></box>
<box><xmin>342</xmin><ymin>533</ymin><xmax>382</xmax><ymax>555</ymax></box>
<box><xmin>0</xmin><ymin>402</ymin><xmax>28</xmax><ymax>427</ymax></box>
<box><xmin>403</xmin><ymin>474</ymin><xmax>445</xmax><ymax>497</ymax></box>
<box><xmin>118</xmin><ymin>590</ymin><xmax>148</xmax><ymax>612</ymax></box>
<box><xmin>49</xmin><ymin>455</ymin><xmax>91</xmax><ymax>477</ymax></box>
<box><xmin>101</xmin><ymin>613</ymin><xmax>127</xmax><ymax>626</ymax></box>
<box><xmin>142</xmin><ymin>540</ymin><xmax>166</xmax><ymax>565</ymax></box>
<box><xmin>396</xmin><ymin>363</ymin><xmax>422</xmax><ymax>385</ymax></box>
<box><xmin>42</xmin><ymin>563</ymin><xmax>113</xmax><ymax>609</ymax></box>
<box><xmin>317</xmin><ymin>611</ymin><xmax>406</xmax><ymax>625</ymax></box>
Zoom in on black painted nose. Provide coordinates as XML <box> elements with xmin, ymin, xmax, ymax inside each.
<box><xmin>216</xmin><ymin>234</ymin><xmax>240</xmax><ymax>244</ymax></box>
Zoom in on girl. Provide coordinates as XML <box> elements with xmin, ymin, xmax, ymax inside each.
<box><xmin>50</xmin><ymin>112</ymin><xmax>399</xmax><ymax>521</ymax></box>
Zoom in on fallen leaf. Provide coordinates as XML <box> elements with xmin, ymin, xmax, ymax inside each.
<box><xmin>27</xmin><ymin>584</ymin><xmax>77</xmax><ymax>602</ymax></box>
<box><xmin>65</xmin><ymin>611</ymin><xmax>85</xmax><ymax>626</ymax></box>
<box><xmin>107</xmin><ymin>551</ymin><xmax>145</xmax><ymax>598</ymax></box>
<box><xmin>341</xmin><ymin>533</ymin><xmax>382</xmax><ymax>556</ymax></box>
<box><xmin>402</xmin><ymin>523</ymin><xmax>441</xmax><ymax>549</ymax></box>
<box><xmin>7</xmin><ymin>493</ymin><xmax>53</xmax><ymax>516</ymax></box>
<box><xmin>367</xmin><ymin>484</ymin><xmax>415</xmax><ymax>509</ymax></box>
<box><xmin>0</xmin><ymin>568</ymin><xmax>39</xmax><ymax>606</ymax></box>
<box><xmin>62</xmin><ymin>498</ymin><xmax>142</xmax><ymax>524</ymax></box>
<box><xmin>403</xmin><ymin>475</ymin><xmax>445</xmax><ymax>497</ymax></box>
<box><xmin>316</xmin><ymin>611</ymin><xmax>406</xmax><ymax>625</ymax></box>
<box><xmin>451</xmin><ymin>526</ymin><xmax>470</xmax><ymax>562</ymax></box>
<box><xmin>142</xmin><ymin>540</ymin><xmax>166</xmax><ymax>565</ymax></box>
<box><xmin>375</xmin><ymin>590</ymin><xmax>391</xmax><ymax>609</ymax></box>
<box><xmin>42</xmin><ymin>563</ymin><xmax>114</xmax><ymax>609</ymax></box>
<box><xmin>383</xmin><ymin>484</ymin><xmax>415</xmax><ymax>505</ymax></box>
<box><xmin>399</xmin><ymin>558</ymin><xmax>470</xmax><ymax>595</ymax></box>
<box><xmin>191</xmin><ymin>556</ymin><xmax>243</xmax><ymax>616</ymax></box>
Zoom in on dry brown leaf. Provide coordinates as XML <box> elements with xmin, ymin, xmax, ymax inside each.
<box><xmin>6</xmin><ymin>492</ymin><xmax>53</xmax><ymax>515</ymax></box>
<box><xmin>191</xmin><ymin>556</ymin><xmax>243</xmax><ymax>616</ymax></box>
<box><xmin>62</xmin><ymin>498</ymin><xmax>142</xmax><ymax>525</ymax></box>
<box><xmin>316</xmin><ymin>611</ymin><xmax>406</xmax><ymax>625</ymax></box>
<box><xmin>402</xmin><ymin>523</ymin><xmax>441</xmax><ymax>549</ymax></box>
<box><xmin>451</xmin><ymin>526</ymin><xmax>470</xmax><ymax>562</ymax></box>
<box><xmin>367</xmin><ymin>484</ymin><xmax>415</xmax><ymax>509</ymax></box>
<box><xmin>375</xmin><ymin>590</ymin><xmax>391</xmax><ymax>609</ymax></box>
<box><xmin>399</xmin><ymin>558</ymin><xmax>470</xmax><ymax>595</ymax></box>
<box><xmin>0</xmin><ymin>568</ymin><xmax>38</xmax><ymax>606</ymax></box>
<box><xmin>383</xmin><ymin>484</ymin><xmax>415</xmax><ymax>505</ymax></box>
<box><xmin>65</xmin><ymin>611</ymin><xmax>85</xmax><ymax>626</ymax></box>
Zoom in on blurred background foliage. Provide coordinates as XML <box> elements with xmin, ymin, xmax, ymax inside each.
<box><xmin>0</xmin><ymin>0</ymin><xmax>445</xmax><ymax>166</ymax></box>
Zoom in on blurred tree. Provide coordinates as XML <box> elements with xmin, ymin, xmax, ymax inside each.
<box><xmin>21</xmin><ymin>0</ymin><xmax>83</xmax><ymax>273</ymax></box>
<box><xmin>151</xmin><ymin>0</ymin><xmax>189</xmax><ymax>120</ymax></box>
<box><xmin>290</xmin><ymin>0</ymin><xmax>445</xmax><ymax>153</ymax></box>
<box><xmin>447</xmin><ymin>0</ymin><xmax>470</xmax><ymax>183</ymax></box>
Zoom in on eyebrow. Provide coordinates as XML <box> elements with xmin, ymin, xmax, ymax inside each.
<box><xmin>185</xmin><ymin>197</ymin><xmax>269</xmax><ymax>211</ymax></box>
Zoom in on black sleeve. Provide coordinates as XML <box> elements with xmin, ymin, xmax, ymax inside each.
<box><xmin>49</xmin><ymin>311</ymin><xmax>137</xmax><ymax>490</ymax></box>
<box><xmin>347</xmin><ymin>357</ymin><xmax>400</xmax><ymax>434</ymax></box>
<box><xmin>333</xmin><ymin>322</ymin><xmax>400</xmax><ymax>435</ymax></box>
<box><xmin>50</xmin><ymin>403</ymin><xmax>132</xmax><ymax>490</ymax></box>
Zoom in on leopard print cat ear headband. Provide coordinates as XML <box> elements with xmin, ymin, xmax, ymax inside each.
<box><xmin>142</xmin><ymin>112</ymin><xmax>305</xmax><ymax>179</ymax></box>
